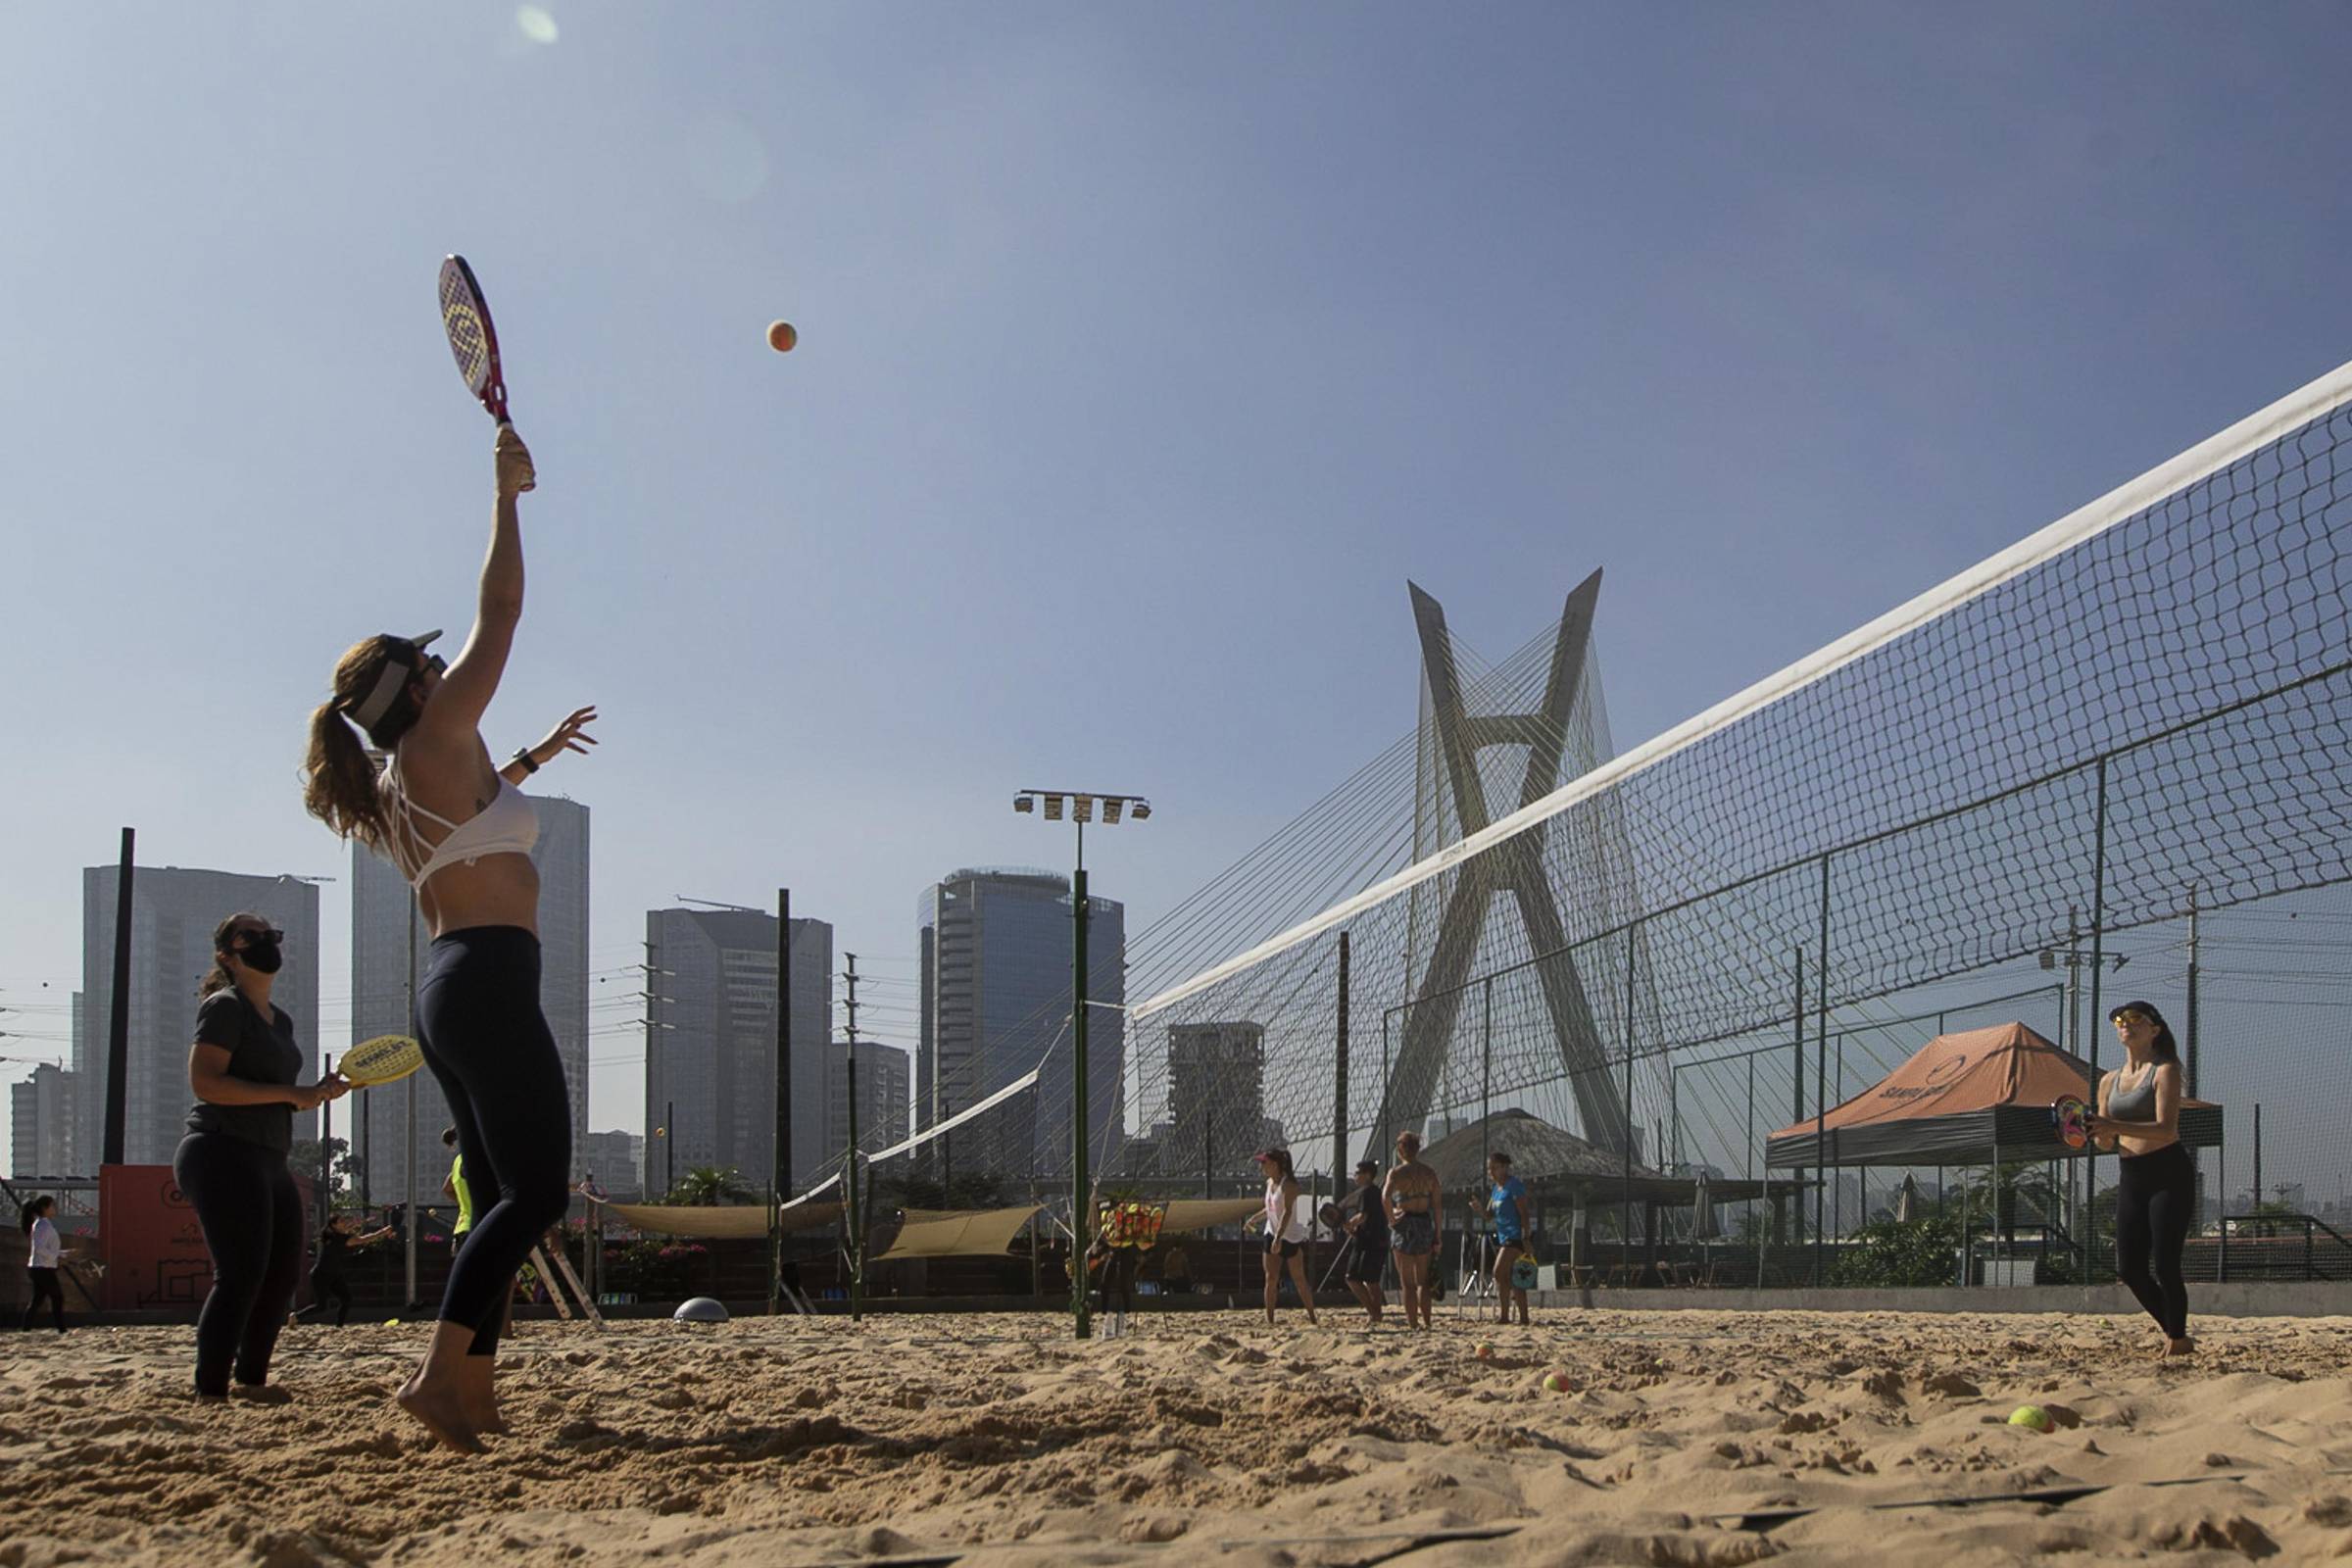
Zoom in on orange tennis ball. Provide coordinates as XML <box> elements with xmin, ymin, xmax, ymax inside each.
<box><xmin>767</xmin><ymin>319</ymin><xmax>798</xmax><ymax>353</ymax></box>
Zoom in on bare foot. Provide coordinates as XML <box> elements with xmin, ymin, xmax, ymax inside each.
<box><xmin>396</xmin><ymin>1377</ymin><xmax>486</xmax><ymax>1455</ymax></box>
<box><xmin>2163</xmin><ymin>1335</ymin><xmax>2197</xmax><ymax>1359</ymax></box>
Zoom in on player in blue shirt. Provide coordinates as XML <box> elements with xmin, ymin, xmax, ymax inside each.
<box><xmin>1478</xmin><ymin>1151</ymin><xmax>1533</xmax><ymax>1325</ymax></box>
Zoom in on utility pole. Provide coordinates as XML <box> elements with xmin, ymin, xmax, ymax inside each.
<box><xmin>843</xmin><ymin>953</ymin><xmax>863</xmax><ymax>1323</ymax></box>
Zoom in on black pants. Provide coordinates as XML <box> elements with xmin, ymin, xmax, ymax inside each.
<box><xmin>417</xmin><ymin>926</ymin><xmax>572</xmax><ymax>1358</ymax></box>
<box><xmin>309</xmin><ymin>1267</ymin><xmax>352</xmax><ymax>1326</ymax></box>
<box><xmin>173</xmin><ymin>1132</ymin><xmax>304</xmax><ymax>1396</ymax></box>
<box><xmin>23</xmin><ymin>1268</ymin><xmax>65</xmax><ymax>1332</ymax></box>
<box><xmin>2115</xmin><ymin>1141</ymin><xmax>2194</xmax><ymax>1339</ymax></box>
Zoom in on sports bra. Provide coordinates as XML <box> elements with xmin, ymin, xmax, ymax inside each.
<box><xmin>380</xmin><ymin>756</ymin><xmax>539</xmax><ymax>890</ymax></box>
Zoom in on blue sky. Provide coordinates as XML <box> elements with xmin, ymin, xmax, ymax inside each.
<box><xmin>5</xmin><ymin>3</ymin><xmax>2351</xmax><ymax>1155</ymax></box>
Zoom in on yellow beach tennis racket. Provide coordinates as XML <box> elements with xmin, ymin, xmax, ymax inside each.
<box><xmin>341</xmin><ymin>1034</ymin><xmax>425</xmax><ymax>1087</ymax></box>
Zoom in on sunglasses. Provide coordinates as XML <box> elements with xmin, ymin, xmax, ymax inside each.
<box><xmin>2111</xmin><ymin>1010</ymin><xmax>2152</xmax><ymax>1026</ymax></box>
<box><xmin>237</xmin><ymin>928</ymin><xmax>287</xmax><ymax>946</ymax></box>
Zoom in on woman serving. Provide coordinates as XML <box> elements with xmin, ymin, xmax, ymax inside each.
<box><xmin>302</xmin><ymin>425</ymin><xmax>597</xmax><ymax>1451</ymax></box>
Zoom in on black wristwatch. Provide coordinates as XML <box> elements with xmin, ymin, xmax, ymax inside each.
<box><xmin>511</xmin><ymin>749</ymin><xmax>540</xmax><ymax>776</ymax></box>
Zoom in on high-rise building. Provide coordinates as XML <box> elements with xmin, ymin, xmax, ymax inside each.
<box><xmin>10</xmin><ymin>1064</ymin><xmax>79</xmax><ymax>1179</ymax></box>
<box><xmin>644</xmin><ymin>907</ymin><xmax>831</xmax><ymax>1198</ymax></box>
<box><xmin>578</xmin><ymin>1128</ymin><xmax>643</xmax><ymax>1200</ymax></box>
<box><xmin>79</xmin><ymin>865</ymin><xmax>321</xmax><ymax>1167</ymax></box>
<box><xmin>917</xmin><ymin>868</ymin><xmax>1124</xmax><ymax>1181</ymax></box>
<box><xmin>823</xmin><ymin>1040</ymin><xmax>911</xmax><ymax>1163</ymax></box>
<box><xmin>1164</xmin><ymin>1021</ymin><xmax>1266</xmax><ymax>1183</ymax></box>
<box><xmin>352</xmin><ymin>796</ymin><xmax>591</xmax><ymax>1209</ymax></box>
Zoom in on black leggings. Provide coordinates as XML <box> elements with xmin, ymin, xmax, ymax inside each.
<box><xmin>23</xmin><ymin>1268</ymin><xmax>65</xmax><ymax>1332</ymax></box>
<box><xmin>173</xmin><ymin>1133</ymin><xmax>305</xmax><ymax>1395</ymax></box>
<box><xmin>2114</xmin><ymin>1141</ymin><xmax>2193</xmax><ymax>1339</ymax></box>
<box><xmin>417</xmin><ymin>925</ymin><xmax>572</xmax><ymax>1358</ymax></box>
<box><xmin>308</xmin><ymin>1268</ymin><xmax>352</xmax><ymax>1326</ymax></box>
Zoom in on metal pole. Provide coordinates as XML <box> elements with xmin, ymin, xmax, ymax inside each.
<box><xmin>2084</xmin><ymin>758</ymin><xmax>2109</xmax><ymax>1283</ymax></box>
<box><xmin>1333</xmin><ymin>929</ymin><xmax>1348</xmax><ymax>1208</ymax></box>
<box><xmin>1790</xmin><ymin>948</ymin><xmax>1805</xmax><ymax>1248</ymax></box>
<box><xmin>102</xmin><ymin>827</ymin><xmax>135</xmax><ymax>1165</ymax></box>
<box><xmin>1481</xmin><ymin>978</ymin><xmax>1492</xmax><ymax>1175</ymax></box>
<box><xmin>2183</xmin><ymin>884</ymin><xmax>2200</xmax><ymax>1098</ymax></box>
<box><xmin>405</xmin><ymin>896</ymin><xmax>418</xmax><ymax>1308</ymax></box>
<box><xmin>1622</xmin><ymin>923</ymin><xmax>1636</xmax><ymax>1272</ymax></box>
<box><xmin>319</xmin><ymin>1054</ymin><xmax>334</xmax><ymax>1229</ymax></box>
<box><xmin>666</xmin><ymin>1100</ymin><xmax>675</xmax><ymax>1193</ymax></box>
<box><xmin>770</xmin><ymin>888</ymin><xmax>791</xmax><ymax>1317</ymax></box>
<box><xmin>844</xmin><ymin>953</ymin><xmax>862</xmax><ymax>1324</ymax></box>
<box><xmin>1071</xmin><ymin>825</ymin><xmax>1092</xmax><ymax>1340</ymax></box>
<box><xmin>1815</xmin><ymin>854</ymin><xmax>1830</xmax><ymax>1287</ymax></box>
<box><xmin>2251</xmin><ymin>1102</ymin><xmax>2262</xmax><ymax>1233</ymax></box>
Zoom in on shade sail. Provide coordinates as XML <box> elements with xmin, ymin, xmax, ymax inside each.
<box><xmin>1765</xmin><ymin>1021</ymin><xmax>2221</xmax><ymax>1167</ymax></box>
<box><xmin>1154</xmin><ymin>1198</ymin><xmax>1263</xmax><ymax>1234</ymax></box>
<box><xmin>875</xmin><ymin>1205</ymin><xmax>1043</xmax><ymax>1260</ymax></box>
<box><xmin>596</xmin><ymin>1200</ymin><xmax>842</xmax><ymax>1239</ymax></box>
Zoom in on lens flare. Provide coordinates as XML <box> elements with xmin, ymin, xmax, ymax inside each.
<box><xmin>515</xmin><ymin>5</ymin><xmax>559</xmax><ymax>45</ymax></box>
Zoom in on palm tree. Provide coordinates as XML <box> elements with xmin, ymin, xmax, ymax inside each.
<box><xmin>665</xmin><ymin>1164</ymin><xmax>755</xmax><ymax>1206</ymax></box>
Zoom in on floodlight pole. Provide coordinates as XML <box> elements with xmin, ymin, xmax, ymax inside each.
<box><xmin>1014</xmin><ymin>787</ymin><xmax>1151</xmax><ymax>1342</ymax></box>
<box><xmin>1071</xmin><ymin>830</ymin><xmax>1091</xmax><ymax>1340</ymax></box>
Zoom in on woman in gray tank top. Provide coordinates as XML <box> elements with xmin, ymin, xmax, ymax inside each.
<box><xmin>2085</xmin><ymin>1001</ymin><xmax>2194</xmax><ymax>1358</ymax></box>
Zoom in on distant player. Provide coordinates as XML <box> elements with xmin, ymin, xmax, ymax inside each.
<box><xmin>1247</xmin><ymin>1150</ymin><xmax>1318</xmax><ymax>1326</ymax></box>
<box><xmin>1476</xmin><ymin>1151</ymin><xmax>1532</xmax><ymax>1325</ymax></box>
<box><xmin>1341</xmin><ymin>1160</ymin><xmax>1391</xmax><ymax>1325</ymax></box>
<box><xmin>1383</xmin><ymin>1132</ymin><xmax>1441</xmax><ymax>1330</ymax></box>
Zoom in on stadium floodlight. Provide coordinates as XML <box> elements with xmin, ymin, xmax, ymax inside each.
<box><xmin>1012</xmin><ymin>786</ymin><xmax>1155</xmax><ymax>1342</ymax></box>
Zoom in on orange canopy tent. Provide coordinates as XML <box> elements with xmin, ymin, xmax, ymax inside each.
<box><xmin>1764</xmin><ymin>1020</ymin><xmax>2221</xmax><ymax>1168</ymax></box>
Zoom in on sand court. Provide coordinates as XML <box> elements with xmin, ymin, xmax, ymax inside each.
<box><xmin>3</xmin><ymin>1307</ymin><xmax>2350</xmax><ymax>1565</ymax></box>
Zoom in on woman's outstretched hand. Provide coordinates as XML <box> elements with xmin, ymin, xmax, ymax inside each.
<box><xmin>529</xmin><ymin>707</ymin><xmax>599</xmax><ymax>765</ymax></box>
<box><xmin>496</xmin><ymin>424</ymin><xmax>536</xmax><ymax>496</ymax></box>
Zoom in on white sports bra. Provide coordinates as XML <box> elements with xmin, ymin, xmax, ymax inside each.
<box><xmin>379</xmin><ymin>757</ymin><xmax>539</xmax><ymax>890</ymax></box>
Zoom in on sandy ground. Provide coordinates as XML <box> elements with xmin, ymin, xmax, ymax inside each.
<box><xmin>3</xmin><ymin>1305</ymin><xmax>2351</xmax><ymax>1566</ymax></box>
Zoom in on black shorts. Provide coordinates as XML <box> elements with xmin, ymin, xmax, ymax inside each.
<box><xmin>1347</xmin><ymin>1241</ymin><xmax>1389</xmax><ymax>1285</ymax></box>
<box><xmin>1264</xmin><ymin>1235</ymin><xmax>1301</xmax><ymax>1259</ymax></box>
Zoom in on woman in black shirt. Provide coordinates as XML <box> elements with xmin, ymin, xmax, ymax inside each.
<box><xmin>174</xmin><ymin>912</ymin><xmax>347</xmax><ymax>1398</ymax></box>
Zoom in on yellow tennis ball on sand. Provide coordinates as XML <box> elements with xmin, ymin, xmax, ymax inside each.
<box><xmin>2009</xmin><ymin>1404</ymin><xmax>2052</xmax><ymax>1433</ymax></box>
<box><xmin>1473</xmin><ymin>1343</ymin><xmax>1494</xmax><ymax>1359</ymax></box>
<box><xmin>767</xmin><ymin>319</ymin><xmax>798</xmax><ymax>353</ymax></box>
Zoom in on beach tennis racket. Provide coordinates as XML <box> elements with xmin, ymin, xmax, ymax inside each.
<box><xmin>341</xmin><ymin>1034</ymin><xmax>425</xmax><ymax>1088</ymax></box>
<box><xmin>2051</xmin><ymin>1096</ymin><xmax>2089</xmax><ymax>1150</ymax></box>
<box><xmin>437</xmin><ymin>256</ymin><xmax>528</xmax><ymax>455</ymax></box>
<box><xmin>1317</xmin><ymin>1201</ymin><xmax>1345</xmax><ymax>1230</ymax></box>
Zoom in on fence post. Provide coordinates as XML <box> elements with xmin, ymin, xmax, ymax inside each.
<box><xmin>1790</xmin><ymin>948</ymin><xmax>1805</xmax><ymax>1250</ymax></box>
<box><xmin>1333</xmin><ymin>930</ymin><xmax>1349</xmax><ymax>1207</ymax></box>
<box><xmin>2084</xmin><ymin>757</ymin><xmax>2109</xmax><ymax>1283</ymax></box>
<box><xmin>1623</xmin><ymin>922</ymin><xmax>1637</xmax><ymax>1271</ymax></box>
<box><xmin>1815</xmin><ymin>854</ymin><xmax>1831</xmax><ymax>1288</ymax></box>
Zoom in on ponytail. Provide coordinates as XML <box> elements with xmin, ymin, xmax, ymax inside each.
<box><xmin>304</xmin><ymin>698</ymin><xmax>391</xmax><ymax>850</ymax></box>
<box><xmin>304</xmin><ymin>636</ymin><xmax>410</xmax><ymax>851</ymax></box>
<box><xmin>198</xmin><ymin>911</ymin><xmax>262</xmax><ymax>999</ymax></box>
<box><xmin>22</xmin><ymin>1196</ymin><xmax>51</xmax><ymax>1234</ymax></box>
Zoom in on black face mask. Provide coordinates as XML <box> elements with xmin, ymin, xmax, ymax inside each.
<box><xmin>237</xmin><ymin>934</ymin><xmax>284</xmax><ymax>974</ymax></box>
